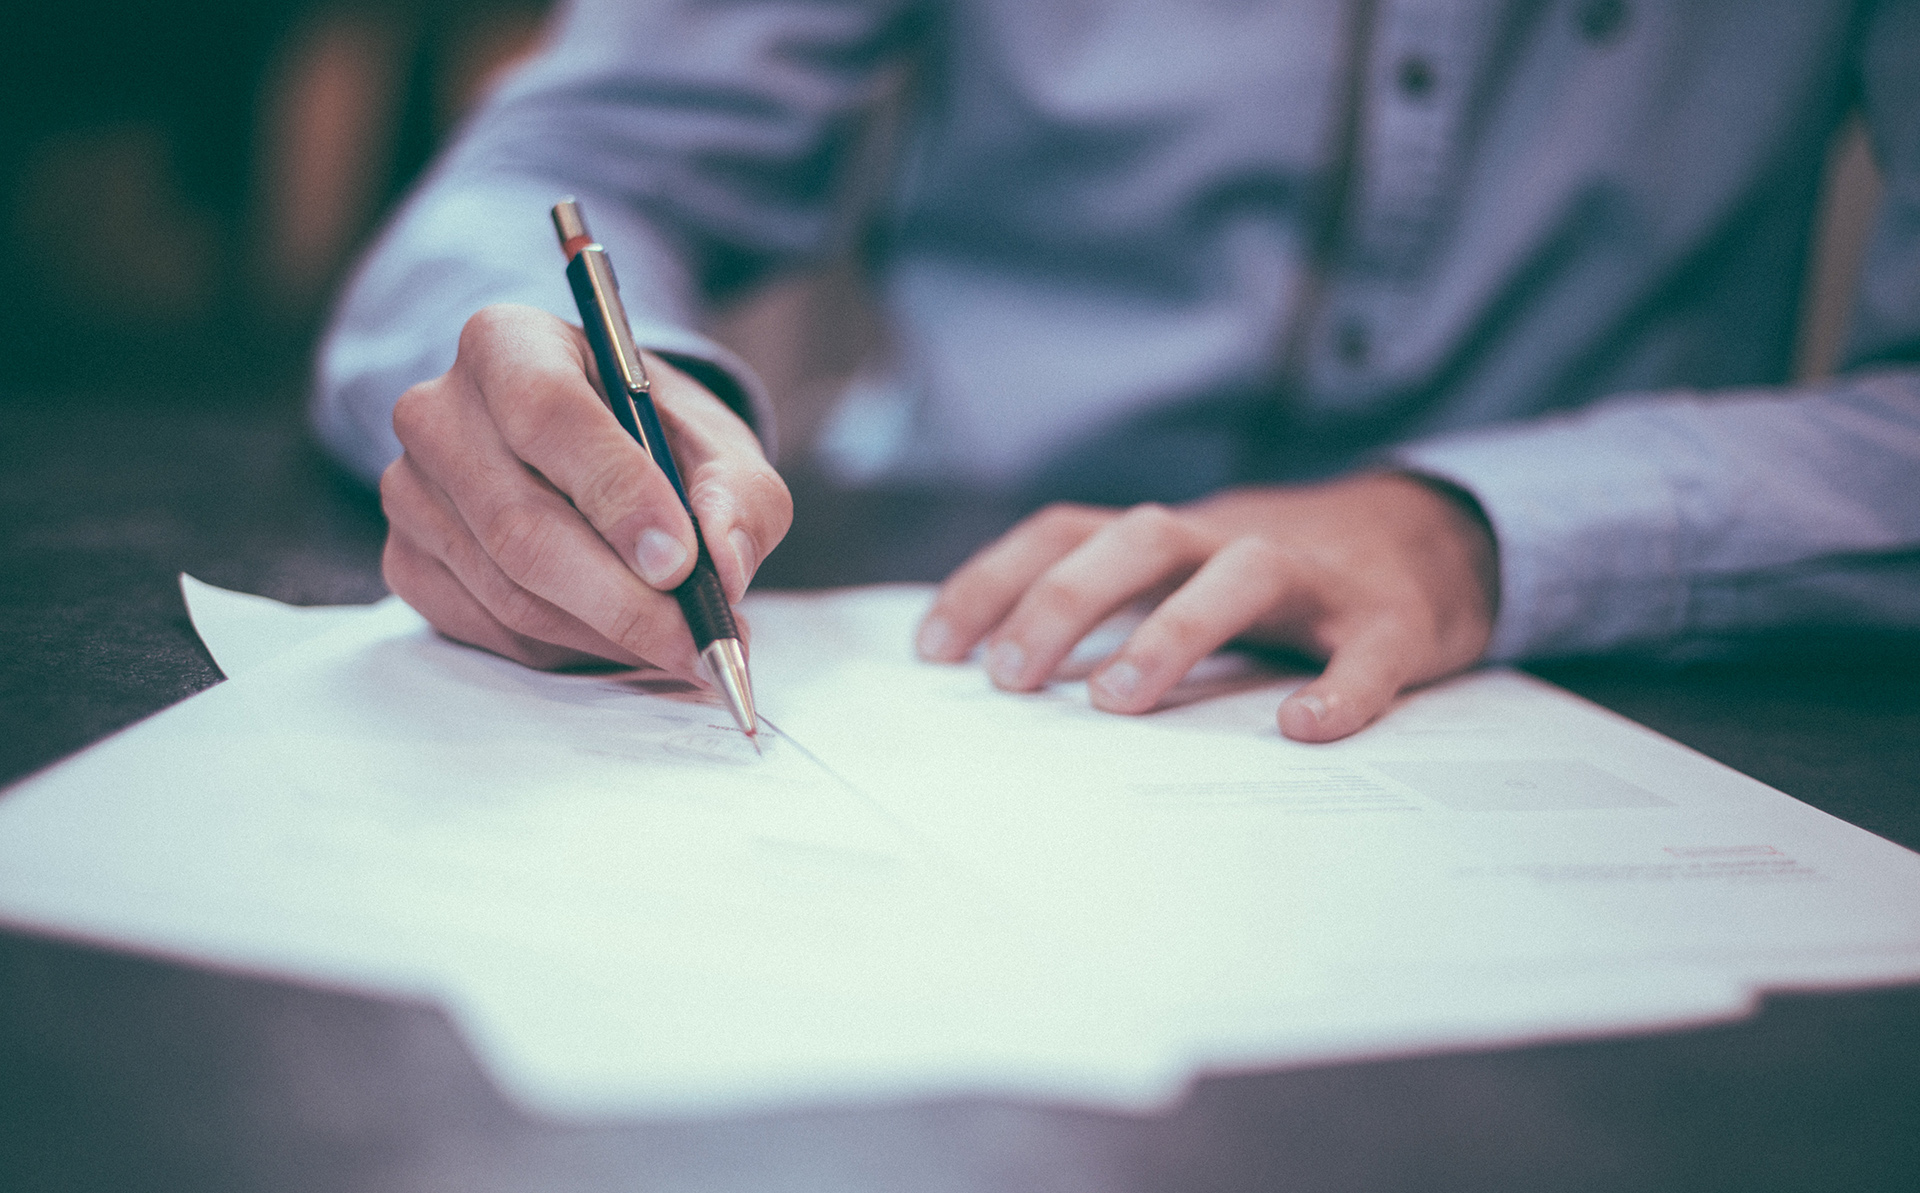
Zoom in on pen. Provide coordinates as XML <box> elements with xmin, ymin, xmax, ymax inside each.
<box><xmin>550</xmin><ymin>197</ymin><xmax>759</xmax><ymax>742</ymax></box>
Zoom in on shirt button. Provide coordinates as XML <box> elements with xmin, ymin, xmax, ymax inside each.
<box><xmin>1336</xmin><ymin>317</ymin><xmax>1370</xmax><ymax>367</ymax></box>
<box><xmin>1575</xmin><ymin>0</ymin><xmax>1629</xmax><ymax>43</ymax></box>
<box><xmin>1396</xmin><ymin>54</ymin><xmax>1437</xmax><ymax>101</ymax></box>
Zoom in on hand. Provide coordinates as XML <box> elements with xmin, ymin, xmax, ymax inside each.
<box><xmin>379</xmin><ymin>304</ymin><xmax>792</xmax><ymax>676</ymax></box>
<box><xmin>914</xmin><ymin>474</ymin><xmax>1499</xmax><ymax>741</ymax></box>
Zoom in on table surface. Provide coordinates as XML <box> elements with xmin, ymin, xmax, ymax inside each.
<box><xmin>3</xmin><ymin>389</ymin><xmax>1918</xmax><ymax>1193</ymax></box>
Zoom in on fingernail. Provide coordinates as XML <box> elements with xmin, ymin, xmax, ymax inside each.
<box><xmin>987</xmin><ymin>640</ymin><xmax>1026</xmax><ymax>687</ymax></box>
<box><xmin>634</xmin><ymin>528</ymin><xmax>689</xmax><ymax>587</ymax></box>
<box><xmin>1093</xmin><ymin>660</ymin><xmax>1141</xmax><ymax>705</ymax></box>
<box><xmin>728</xmin><ymin>528</ymin><xmax>758</xmax><ymax>597</ymax></box>
<box><xmin>1290</xmin><ymin>692</ymin><xmax>1329</xmax><ymax>722</ymax></box>
<box><xmin>917</xmin><ymin>616</ymin><xmax>953</xmax><ymax>660</ymax></box>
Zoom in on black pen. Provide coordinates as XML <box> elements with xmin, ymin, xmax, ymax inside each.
<box><xmin>551</xmin><ymin>198</ymin><xmax>758</xmax><ymax>741</ymax></box>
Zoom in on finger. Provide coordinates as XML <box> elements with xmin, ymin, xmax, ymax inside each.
<box><xmin>983</xmin><ymin>504</ymin><xmax>1209</xmax><ymax>691</ymax></box>
<box><xmin>382</xmin><ymin>456</ymin><xmax>654</xmax><ymax>667</ymax></box>
<box><xmin>384</xmin><ymin>532</ymin><xmax>619</xmax><ymax>670</ymax></box>
<box><xmin>1087</xmin><ymin>536</ymin><xmax>1291</xmax><ymax>713</ymax></box>
<box><xmin>393</xmin><ymin>363</ymin><xmax>699</xmax><ymax>675</ymax></box>
<box><xmin>1276</xmin><ymin>621</ymin><xmax>1424</xmax><ymax>742</ymax></box>
<box><xmin>456</xmin><ymin>306</ymin><xmax>701</xmax><ymax>590</ymax></box>
<box><xmin>651</xmin><ymin>356</ymin><xmax>793</xmax><ymax>602</ymax></box>
<box><xmin>916</xmin><ymin>503</ymin><xmax>1112</xmax><ymax>662</ymax></box>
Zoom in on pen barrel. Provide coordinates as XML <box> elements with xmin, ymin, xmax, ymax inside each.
<box><xmin>627</xmin><ymin>386</ymin><xmax>691</xmax><ymax>504</ymax></box>
<box><xmin>673</xmin><ymin>527</ymin><xmax>740</xmax><ymax>651</ymax></box>
<box><xmin>565</xmin><ymin>253</ymin><xmax>695</xmax><ymax>507</ymax></box>
<box><xmin>556</xmin><ymin>201</ymin><xmax>742</xmax><ymax>659</ymax></box>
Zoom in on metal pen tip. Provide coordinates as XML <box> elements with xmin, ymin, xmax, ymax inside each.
<box><xmin>701</xmin><ymin>638</ymin><xmax>758</xmax><ymax>742</ymax></box>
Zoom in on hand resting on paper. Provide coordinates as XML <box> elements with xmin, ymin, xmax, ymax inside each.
<box><xmin>378</xmin><ymin>304</ymin><xmax>792</xmax><ymax>677</ymax></box>
<box><xmin>915</xmin><ymin>474</ymin><xmax>1499</xmax><ymax>742</ymax></box>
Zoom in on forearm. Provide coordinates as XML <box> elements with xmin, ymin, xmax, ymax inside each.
<box><xmin>1395</xmin><ymin>370</ymin><xmax>1920</xmax><ymax>660</ymax></box>
<box><xmin>312</xmin><ymin>0</ymin><xmax>915</xmax><ymax>483</ymax></box>
<box><xmin>313</xmin><ymin>174</ymin><xmax>765</xmax><ymax>486</ymax></box>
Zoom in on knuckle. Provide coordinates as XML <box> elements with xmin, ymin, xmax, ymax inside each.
<box><xmin>390</xmin><ymin>383</ymin><xmax>445</xmax><ymax>450</ymax></box>
<box><xmin>934</xmin><ymin>563</ymin><xmax>1002</xmax><ymax>617</ymax></box>
<box><xmin>747</xmin><ymin>466</ymin><xmax>795</xmax><ymax>536</ymax></box>
<box><xmin>1117</xmin><ymin>503</ymin><xmax>1188</xmax><ymax>553</ymax></box>
<box><xmin>601</xmin><ymin>600</ymin><xmax>651</xmax><ymax>649</ymax></box>
<box><xmin>450</xmin><ymin>313</ymin><xmax>593</xmax><ymax>452</ymax></box>
<box><xmin>1231</xmin><ymin>533</ymin><xmax>1287</xmax><ymax>569</ymax></box>
<box><xmin>1229</xmin><ymin>535</ymin><xmax>1297</xmax><ymax>588</ymax></box>
<box><xmin>380</xmin><ymin>533</ymin><xmax>420</xmax><ymax>601</ymax></box>
<box><xmin>1024</xmin><ymin>573</ymin><xmax>1098</xmax><ymax>626</ymax></box>
<box><xmin>684</xmin><ymin>471</ymin><xmax>737</xmax><ymax>521</ymax></box>
<box><xmin>480</xmin><ymin>501</ymin><xmax>561</xmax><ymax>585</ymax></box>
<box><xmin>601</xmin><ymin>597</ymin><xmax>673</xmax><ymax>658</ymax></box>
<box><xmin>458</xmin><ymin>303</ymin><xmax>526</xmax><ymax>357</ymax></box>
<box><xmin>377</xmin><ymin>457</ymin><xmax>438</xmax><ymax>537</ymax></box>
<box><xmin>1029</xmin><ymin>502</ymin><xmax>1077</xmax><ymax>529</ymax></box>
<box><xmin>1030</xmin><ymin>502</ymin><xmax>1103</xmax><ymax>542</ymax></box>
<box><xmin>1146</xmin><ymin>605</ymin><xmax>1213</xmax><ymax>656</ymax></box>
<box><xmin>689</xmin><ymin>463</ymin><xmax>793</xmax><ymax>543</ymax></box>
<box><xmin>490</xmin><ymin>582</ymin><xmax>560</xmax><ymax>642</ymax></box>
<box><xmin>376</xmin><ymin>458</ymin><xmax>408</xmax><ymax>517</ymax></box>
<box><xmin>573</xmin><ymin>455</ymin><xmax>648</xmax><ymax>521</ymax></box>
<box><xmin>1363</xmin><ymin>600</ymin><xmax>1424</xmax><ymax>642</ymax></box>
<box><xmin>493</xmin><ymin>375</ymin><xmax>578</xmax><ymax>452</ymax></box>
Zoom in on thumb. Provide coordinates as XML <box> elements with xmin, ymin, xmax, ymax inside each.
<box><xmin>1276</xmin><ymin>624</ymin><xmax>1420</xmax><ymax>742</ymax></box>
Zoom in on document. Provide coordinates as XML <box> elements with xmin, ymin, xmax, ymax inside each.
<box><xmin>0</xmin><ymin>578</ymin><xmax>1915</xmax><ymax>1119</ymax></box>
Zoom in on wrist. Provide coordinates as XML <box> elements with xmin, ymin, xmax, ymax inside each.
<box><xmin>1385</xmin><ymin>470</ymin><xmax>1502</xmax><ymax>642</ymax></box>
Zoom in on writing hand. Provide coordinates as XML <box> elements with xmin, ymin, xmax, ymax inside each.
<box><xmin>914</xmin><ymin>474</ymin><xmax>1498</xmax><ymax>741</ymax></box>
<box><xmin>379</xmin><ymin>304</ymin><xmax>792</xmax><ymax>675</ymax></box>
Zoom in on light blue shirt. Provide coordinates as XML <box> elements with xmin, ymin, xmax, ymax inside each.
<box><xmin>317</xmin><ymin>0</ymin><xmax>1920</xmax><ymax>661</ymax></box>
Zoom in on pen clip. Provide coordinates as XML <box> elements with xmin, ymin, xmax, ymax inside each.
<box><xmin>552</xmin><ymin>199</ymin><xmax>652</xmax><ymax>399</ymax></box>
<box><xmin>576</xmin><ymin>251</ymin><xmax>652</xmax><ymax>397</ymax></box>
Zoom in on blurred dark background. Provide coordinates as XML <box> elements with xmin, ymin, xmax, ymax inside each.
<box><xmin>0</xmin><ymin>0</ymin><xmax>554</xmax><ymax>397</ymax></box>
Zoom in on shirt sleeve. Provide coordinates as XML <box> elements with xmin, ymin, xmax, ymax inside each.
<box><xmin>1393</xmin><ymin>374</ymin><xmax>1920</xmax><ymax>660</ymax></box>
<box><xmin>311</xmin><ymin>0</ymin><xmax>919</xmax><ymax>485</ymax></box>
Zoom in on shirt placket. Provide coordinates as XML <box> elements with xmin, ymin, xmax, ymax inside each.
<box><xmin>1308</xmin><ymin>0</ymin><xmax>1490</xmax><ymax>405</ymax></box>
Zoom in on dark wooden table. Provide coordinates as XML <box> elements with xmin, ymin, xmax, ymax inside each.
<box><xmin>3</xmin><ymin>388</ymin><xmax>1918</xmax><ymax>1193</ymax></box>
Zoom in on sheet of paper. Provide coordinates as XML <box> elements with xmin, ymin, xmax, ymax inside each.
<box><xmin>180</xmin><ymin>573</ymin><xmax>393</xmax><ymax>679</ymax></box>
<box><xmin>2</xmin><ymin>580</ymin><xmax>1916</xmax><ymax>1120</ymax></box>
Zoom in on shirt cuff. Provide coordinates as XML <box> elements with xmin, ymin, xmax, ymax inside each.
<box><xmin>1390</xmin><ymin>412</ymin><xmax>1690</xmax><ymax>661</ymax></box>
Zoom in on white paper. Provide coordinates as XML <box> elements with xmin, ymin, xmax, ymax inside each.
<box><xmin>180</xmin><ymin>573</ymin><xmax>394</xmax><ymax>679</ymax></box>
<box><xmin>1</xmin><ymin>579</ymin><xmax>1916</xmax><ymax>1120</ymax></box>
